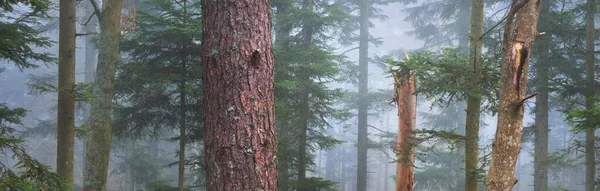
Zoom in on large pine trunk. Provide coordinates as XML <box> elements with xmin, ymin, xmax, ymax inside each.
<box><xmin>201</xmin><ymin>1</ymin><xmax>278</xmax><ymax>190</ymax></box>
<box><xmin>83</xmin><ymin>0</ymin><xmax>123</xmax><ymax>190</ymax></box>
<box><xmin>357</xmin><ymin>0</ymin><xmax>369</xmax><ymax>190</ymax></box>
<box><xmin>393</xmin><ymin>70</ymin><xmax>416</xmax><ymax>191</ymax></box>
<box><xmin>585</xmin><ymin>0</ymin><xmax>596</xmax><ymax>190</ymax></box>
<box><xmin>485</xmin><ymin>0</ymin><xmax>542</xmax><ymax>190</ymax></box>
<box><xmin>56</xmin><ymin>0</ymin><xmax>76</xmax><ymax>190</ymax></box>
<box><xmin>533</xmin><ymin>1</ymin><xmax>551</xmax><ymax>190</ymax></box>
<box><xmin>464</xmin><ymin>0</ymin><xmax>483</xmax><ymax>189</ymax></box>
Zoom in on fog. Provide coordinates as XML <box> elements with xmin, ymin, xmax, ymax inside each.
<box><xmin>1</xmin><ymin>0</ymin><xmax>596</xmax><ymax>190</ymax></box>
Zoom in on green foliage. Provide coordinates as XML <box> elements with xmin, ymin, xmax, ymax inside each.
<box><xmin>114</xmin><ymin>0</ymin><xmax>203</xmax><ymax>140</ymax></box>
<box><xmin>272</xmin><ymin>0</ymin><xmax>355</xmax><ymax>190</ymax></box>
<box><xmin>0</xmin><ymin>9</ymin><xmax>54</xmax><ymax>69</ymax></box>
<box><xmin>384</xmin><ymin>47</ymin><xmax>500</xmax><ymax>113</ymax></box>
<box><xmin>566</xmin><ymin>104</ymin><xmax>600</xmax><ymax>133</ymax></box>
<box><xmin>0</xmin><ymin>0</ymin><xmax>50</xmax><ymax>13</ymax></box>
<box><xmin>295</xmin><ymin>177</ymin><xmax>338</xmax><ymax>191</ymax></box>
<box><xmin>0</xmin><ymin>103</ymin><xmax>64</xmax><ymax>190</ymax></box>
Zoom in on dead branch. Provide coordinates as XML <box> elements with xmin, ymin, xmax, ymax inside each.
<box><xmin>89</xmin><ymin>0</ymin><xmax>102</xmax><ymax>22</ymax></box>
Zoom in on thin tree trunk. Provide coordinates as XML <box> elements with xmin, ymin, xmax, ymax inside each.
<box><xmin>178</xmin><ymin>1</ymin><xmax>188</xmax><ymax>190</ymax></box>
<box><xmin>178</xmin><ymin>72</ymin><xmax>187</xmax><ymax>191</ymax></box>
<box><xmin>392</xmin><ymin>70</ymin><xmax>416</xmax><ymax>191</ymax></box>
<box><xmin>82</xmin><ymin>0</ymin><xmax>97</xmax><ymax>184</ymax></box>
<box><xmin>297</xmin><ymin>0</ymin><xmax>314</xmax><ymax>189</ymax></box>
<box><xmin>127</xmin><ymin>142</ymin><xmax>135</xmax><ymax>191</ymax></box>
<box><xmin>357</xmin><ymin>0</ymin><xmax>370</xmax><ymax>190</ymax></box>
<box><xmin>456</xmin><ymin>0</ymin><xmax>471</xmax><ymax>47</ymax></box>
<box><xmin>464</xmin><ymin>0</ymin><xmax>483</xmax><ymax>189</ymax></box>
<box><xmin>83</xmin><ymin>0</ymin><xmax>123</xmax><ymax>190</ymax></box>
<box><xmin>585</xmin><ymin>0</ymin><xmax>596</xmax><ymax>189</ymax></box>
<box><xmin>57</xmin><ymin>0</ymin><xmax>76</xmax><ymax>189</ymax></box>
<box><xmin>485</xmin><ymin>0</ymin><xmax>542</xmax><ymax>190</ymax></box>
<box><xmin>201</xmin><ymin>0</ymin><xmax>277</xmax><ymax>190</ymax></box>
<box><xmin>533</xmin><ymin>1</ymin><xmax>550</xmax><ymax>190</ymax></box>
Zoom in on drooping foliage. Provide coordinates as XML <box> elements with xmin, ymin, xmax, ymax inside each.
<box><xmin>0</xmin><ymin>1</ymin><xmax>62</xmax><ymax>189</ymax></box>
<box><xmin>272</xmin><ymin>0</ymin><xmax>357</xmax><ymax>189</ymax></box>
<box><xmin>113</xmin><ymin>0</ymin><xmax>203</xmax><ymax>188</ymax></box>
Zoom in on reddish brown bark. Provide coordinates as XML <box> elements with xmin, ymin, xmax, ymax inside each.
<box><xmin>485</xmin><ymin>0</ymin><xmax>542</xmax><ymax>190</ymax></box>
<box><xmin>201</xmin><ymin>1</ymin><xmax>277</xmax><ymax>190</ymax></box>
<box><xmin>393</xmin><ymin>70</ymin><xmax>416</xmax><ymax>191</ymax></box>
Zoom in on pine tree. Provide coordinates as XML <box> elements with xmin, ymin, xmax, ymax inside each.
<box><xmin>201</xmin><ymin>1</ymin><xmax>277</xmax><ymax>190</ymax></box>
<box><xmin>584</xmin><ymin>0</ymin><xmax>596</xmax><ymax>189</ymax></box>
<box><xmin>114</xmin><ymin>0</ymin><xmax>203</xmax><ymax>189</ymax></box>
<box><xmin>271</xmin><ymin>0</ymin><xmax>352</xmax><ymax>189</ymax></box>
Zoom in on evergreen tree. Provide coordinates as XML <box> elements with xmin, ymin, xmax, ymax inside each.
<box><xmin>0</xmin><ymin>2</ymin><xmax>62</xmax><ymax>189</ymax></box>
<box><xmin>201</xmin><ymin>0</ymin><xmax>278</xmax><ymax>190</ymax></box>
<box><xmin>272</xmin><ymin>0</ymin><xmax>353</xmax><ymax>190</ymax></box>
<box><xmin>114</xmin><ymin>0</ymin><xmax>203</xmax><ymax>189</ymax></box>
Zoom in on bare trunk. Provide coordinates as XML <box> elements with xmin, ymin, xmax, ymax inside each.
<box><xmin>357</xmin><ymin>0</ymin><xmax>370</xmax><ymax>190</ymax></box>
<box><xmin>201</xmin><ymin>0</ymin><xmax>278</xmax><ymax>190</ymax></box>
<box><xmin>533</xmin><ymin>1</ymin><xmax>550</xmax><ymax>190</ymax></box>
<box><xmin>585</xmin><ymin>0</ymin><xmax>596</xmax><ymax>189</ymax></box>
<box><xmin>83</xmin><ymin>0</ymin><xmax>123</xmax><ymax>190</ymax></box>
<box><xmin>82</xmin><ymin>0</ymin><xmax>97</xmax><ymax>184</ymax></box>
<box><xmin>464</xmin><ymin>0</ymin><xmax>483</xmax><ymax>189</ymax></box>
<box><xmin>485</xmin><ymin>0</ymin><xmax>542</xmax><ymax>190</ymax></box>
<box><xmin>57</xmin><ymin>0</ymin><xmax>76</xmax><ymax>189</ymax></box>
<box><xmin>178</xmin><ymin>2</ymin><xmax>188</xmax><ymax>189</ymax></box>
<box><xmin>179</xmin><ymin>78</ymin><xmax>187</xmax><ymax>191</ymax></box>
<box><xmin>393</xmin><ymin>70</ymin><xmax>416</xmax><ymax>191</ymax></box>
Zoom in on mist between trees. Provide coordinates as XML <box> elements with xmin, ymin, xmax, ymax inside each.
<box><xmin>0</xmin><ymin>0</ymin><xmax>598</xmax><ymax>191</ymax></box>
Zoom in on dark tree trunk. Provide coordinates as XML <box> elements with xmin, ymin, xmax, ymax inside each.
<box><xmin>392</xmin><ymin>70</ymin><xmax>416</xmax><ymax>191</ymax></box>
<box><xmin>201</xmin><ymin>1</ymin><xmax>277</xmax><ymax>190</ymax></box>
<box><xmin>585</xmin><ymin>0</ymin><xmax>596</xmax><ymax>189</ymax></box>
<box><xmin>357</xmin><ymin>0</ymin><xmax>370</xmax><ymax>190</ymax></box>
<box><xmin>485</xmin><ymin>0</ymin><xmax>542</xmax><ymax>190</ymax></box>
<box><xmin>533</xmin><ymin>1</ymin><xmax>550</xmax><ymax>190</ymax></box>
<box><xmin>178</xmin><ymin>70</ymin><xmax>187</xmax><ymax>191</ymax></box>
<box><xmin>57</xmin><ymin>0</ymin><xmax>76</xmax><ymax>189</ymax></box>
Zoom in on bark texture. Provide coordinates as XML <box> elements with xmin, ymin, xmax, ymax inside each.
<box><xmin>56</xmin><ymin>0</ymin><xmax>76</xmax><ymax>189</ymax></box>
<box><xmin>83</xmin><ymin>0</ymin><xmax>122</xmax><ymax>190</ymax></box>
<box><xmin>485</xmin><ymin>0</ymin><xmax>542</xmax><ymax>190</ymax></box>
<box><xmin>533</xmin><ymin>1</ymin><xmax>550</xmax><ymax>190</ymax></box>
<box><xmin>585</xmin><ymin>0</ymin><xmax>596</xmax><ymax>189</ymax></box>
<box><xmin>357</xmin><ymin>0</ymin><xmax>369</xmax><ymax>190</ymax></box>
<box><xmin>393</xmin><ymin>71</ymin><xmax>416</xmax><ymax>191</ymax></box>
<box><xmin>464</xmin><ymin>0</ymin><xmax>483</xmax><ymax>189</ymax></box>
<box><xmin>202</xmin><ymin>1</ymin><xmax>278</xmax><ymax>190</ymax></box>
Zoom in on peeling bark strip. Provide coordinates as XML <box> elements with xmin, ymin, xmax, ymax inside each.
<box><xmin>202</xmin><ymin>0</ymin><xmax>277</xmax><ymax>190</ymax></box>
<box><xmin>485</xmin><ymin>0</ymin><xmax>542</xmax><ymax>190</ymax></box>
<box><xmin>393</xmin><ymin>70</ymin><xmax>416</xmax><ymax>191</ymax></box>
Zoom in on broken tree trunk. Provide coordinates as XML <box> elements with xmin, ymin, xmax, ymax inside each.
<box><xmin>392</xmin><ymin>64</ymin><xmax>416</xmax><ymax>191</ymax></box>
<box><xmin>485</xmin><ymin>0</ymin><xmax>542</xmax><ymax>190</ymax></box>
